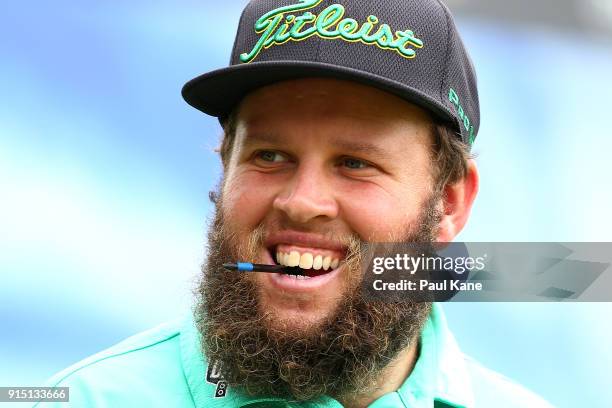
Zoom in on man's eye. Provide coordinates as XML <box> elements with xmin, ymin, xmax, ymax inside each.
<box><xmin>342</xmin><ymin>157</ymin><xmax>369</xmax><ymax>169</ymax></box>
<box><xmin>256</xmin><ymin>151</ymin><xmax>287</xmax><ymax>163</ymax></box>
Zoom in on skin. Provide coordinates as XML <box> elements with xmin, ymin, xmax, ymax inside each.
<box><xmin>220</xmin><ymin>78</ymin><xmax>479</xmax><ymax>407</ymax></box>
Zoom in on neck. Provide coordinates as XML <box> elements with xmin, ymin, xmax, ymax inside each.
<box><xmin>338</xmin><ymin>338</ymin><xmax>420</xmax><ymax>408</ymax></box>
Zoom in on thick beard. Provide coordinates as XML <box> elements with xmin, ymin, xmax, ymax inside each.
<box><xmin>195</xmin><ymin>192</ymin><xmax>441</xmax><ymax>402</ymax></box>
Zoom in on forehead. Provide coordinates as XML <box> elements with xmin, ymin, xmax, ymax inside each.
<box><xmin>235</xmin><ymin>78</ymin><xmax>433</xmax><ymax>136</ymax></box>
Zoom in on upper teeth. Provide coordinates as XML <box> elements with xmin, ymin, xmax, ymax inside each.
<box><xmin>276</xmin><ymin>250</ymin><xmax>340</xmax><ymax>271</ymax></box>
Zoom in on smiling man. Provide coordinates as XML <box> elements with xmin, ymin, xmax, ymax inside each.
<box><xmin>199</xmin><ymin>79</ymin><xmax>450</xmax><ymax>407</ymax></box>
<box><xmin>39</xmin><ymin>1</ymin><xmax>553</xmax><ymax>407</ymax></box>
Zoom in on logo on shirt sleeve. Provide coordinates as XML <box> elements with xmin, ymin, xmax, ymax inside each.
<box><xmin>206</xmin><ymin>360</ymin><xmax>228</xmax><ymax>398</ymax></box>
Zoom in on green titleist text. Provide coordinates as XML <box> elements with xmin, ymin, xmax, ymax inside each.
<box><xmin>240</xmin><ymin>0</ymin><xmax>424</xmax><ymax>63</ymax></box>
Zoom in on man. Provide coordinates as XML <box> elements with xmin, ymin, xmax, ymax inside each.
<box><xmin>38</xmin><ymin>0</ymin><xmax>552</xmax><ymax>407</ymax></box>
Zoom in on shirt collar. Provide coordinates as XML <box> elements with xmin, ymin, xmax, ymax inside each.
<box><xmin>180</xmin><ymin>303</ymin><xmax>474</xmax><ymax>408</ymax></box>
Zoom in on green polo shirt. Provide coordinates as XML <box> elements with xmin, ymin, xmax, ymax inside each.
<box><xmin>35</xmin><ymin>304</ymin><xmax>552</xmax><ymax>407</ymax></box>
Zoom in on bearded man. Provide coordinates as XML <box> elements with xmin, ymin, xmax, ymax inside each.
<box><xmin>39</xmin><ymin>0</ymin><xmax>552</xmax><ymax>407</ymax></box>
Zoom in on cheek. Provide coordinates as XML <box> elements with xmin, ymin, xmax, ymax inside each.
<box><xmin>337</xmin><ymin>183</ymin><xmax>427</xmax><ymax>240</ymax></box>
<box><xmin>222</xmin><ymin>171</ymin><xmax>277</xmax><ymax>229</ymax></box>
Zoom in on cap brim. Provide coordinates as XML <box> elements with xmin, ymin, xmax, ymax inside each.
<box><xmin>182</xmin><ymin>60</ymin><xmax>455</xmax><ymax>126</ymax></box>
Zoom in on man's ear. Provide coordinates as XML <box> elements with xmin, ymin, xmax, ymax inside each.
<box><xmin>436</xmin><ymin>159</ymin><xmax>479</xmax><ymax>242</ymax></box>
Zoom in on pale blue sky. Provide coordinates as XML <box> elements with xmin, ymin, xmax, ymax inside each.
<box><xmin>1</xmin><ymin>2</ymin><xmax>611</xmax><ymax>406</ymax></box>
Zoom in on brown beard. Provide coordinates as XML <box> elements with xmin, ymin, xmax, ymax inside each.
<box><xmin>195</xmin><ymin>192</ymin><xmax>441</xmax><ymax>402</ymax></box>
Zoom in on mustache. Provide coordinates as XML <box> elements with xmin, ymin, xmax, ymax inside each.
<box><xmin>214</xmin><ymin>216</ymin><xmax>363</xmax><ymax>262</ymax></box>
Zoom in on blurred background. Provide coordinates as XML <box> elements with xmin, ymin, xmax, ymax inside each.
<box><xmin>1</xmin><ymin>0</ymin><xmax>611</xmax><ymax>406</ymax></box>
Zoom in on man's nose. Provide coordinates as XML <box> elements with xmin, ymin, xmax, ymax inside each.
<box><xmin>272</xmin><ymin>163</ymin><xmax>339</xmax><ymax>223</ymax></box>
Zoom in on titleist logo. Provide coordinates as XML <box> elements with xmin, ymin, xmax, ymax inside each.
<box><xmin>240</xmin><ymin>0</ymin><xmax>424</xmax><ymax>63</ymax></box>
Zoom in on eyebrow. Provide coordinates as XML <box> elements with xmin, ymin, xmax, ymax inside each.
<box><xmin>327</xmin><ymin>137</ymin><xmax>389</xmax><ymax>161</ymax></box>
<box><xmin>242</xmin><ymin>133</ymin><xmax>390</xmax><ymax>160</ymax></box>
<box><xmin>242</xmin><ymin>132</ymin><xmax>284</xmax><ymax>146</ymax></box>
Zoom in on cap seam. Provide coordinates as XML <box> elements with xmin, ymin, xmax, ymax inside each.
<box><xmin>229</xmin><ymin>2</ymin><xmax>251</xmax><ymax>65</ymax></box>
<box><xmin>434</xmin><ymin>0</ymin><xmax>465</xmax><ymax>144</ymax></box>
<box><xmin>436</xmin><ymin>0</ymin><xmax>452</xmax><ymax>112</ymax></box>
<box><xmin>314</xmin><ymin>0</ymin><xmax>330</xmax><ymax>61</ymax></box>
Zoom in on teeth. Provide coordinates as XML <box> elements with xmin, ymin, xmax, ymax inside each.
<box><xmin>275</xmin><ymin>249</ymin><xmax>342</xmax><ymax>271</ymax></box>
<box><xmin>285</xmin><ymin>274</ymin><xmax>311</xmax><ymax>280</ymax></box>
<box><xmin>299</xmin><ymin>253</ymin><xmax>314</xmax><ymax>269</ymax></box>
<box><xmin>287</xmin><ymin>251</ymin><xmax>300</xmax><ymax>267</ymax></box>
<box><xmin>322</xmin><ymin>256</ymin><xmax>331</xmax><ymax>270</ymax></box>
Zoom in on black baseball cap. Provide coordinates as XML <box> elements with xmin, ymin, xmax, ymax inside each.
<box><xmin>182</xmin><ymin>0</ymin><xmax>480</xmax><ymax>146</ymax></box>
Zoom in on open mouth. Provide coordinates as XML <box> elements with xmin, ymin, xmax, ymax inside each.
<box><xmin>268</xmin><ymin>245</ymin><xmax>345</xmax><ymax>279</ymax></box>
